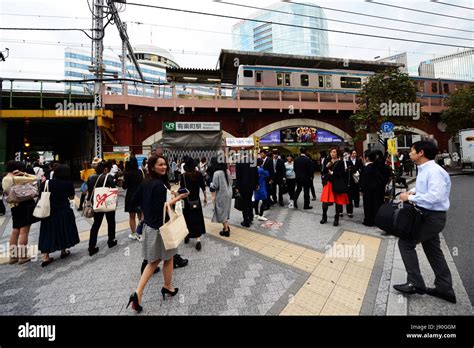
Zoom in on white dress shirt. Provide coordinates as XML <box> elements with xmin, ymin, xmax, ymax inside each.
<box><xmin>408</xmin><ymin>160</ymin><xmax>451</xmax><ymax>211</ymax></box>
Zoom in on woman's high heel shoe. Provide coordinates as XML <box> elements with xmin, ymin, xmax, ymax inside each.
<box><xmin>126</xmin><ymin>292</ymin><xmax>143</xmax><ymax>313</ymax></box>
<box><xmin>161</xmin><ymin>287</ymin><xmax>179</xmax><ymax>300</ymax></box>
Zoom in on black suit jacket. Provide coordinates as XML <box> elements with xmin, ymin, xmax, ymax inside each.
<box><xmin>235</xmin><ymin>162</ymin><xmax>258</xmax><ymax>193</ymax></box>
<box><xmin>294</xmin><ymin>155</ymin><xmax>313</xmax><ymax>184</ymax></box>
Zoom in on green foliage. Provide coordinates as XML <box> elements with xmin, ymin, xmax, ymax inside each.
<box><xmin>441</xmin><ymin>85</ymin><xmax>474</xmax><ymax>136</ymax></box>
<box><xmin>350</xmin><ymin>68</ymin><xmax>418</xmax><ymax>142</ymax></box>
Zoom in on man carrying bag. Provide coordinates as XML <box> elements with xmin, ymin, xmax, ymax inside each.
<box><xmin>394</xmin><ymin>141</ymin><xmax>456</xmax><ymax>304</ymax></box>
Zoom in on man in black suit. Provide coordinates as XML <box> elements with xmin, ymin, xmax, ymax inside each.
<box><xmin>261</xmin><ymin>150</ymin><xmax>273</xmax><ymax>208</ymax></box>
<box><xmin>235</xmin><ymin>152</ymin><xmax>259</xmax><ymax>227</ymax></box>
<box><xmin>346</xmin><ymin>150</ymin><xmax>364</xmax><ymax>217</ymax></box>
<box><xmin>293</xmin><ymin>147</ymin><xmax>313</xmax><ymax>209</ymax></box>
<box><xmin>268</xmin><ymin>149</ymin><xmax>286</xmax><ymax>206</ymax></box>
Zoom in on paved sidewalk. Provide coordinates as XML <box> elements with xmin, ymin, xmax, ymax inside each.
<box><xmin>0</xmin><ymin>179</ymin><xmax>471</xmax><ymax>316</ymax></box>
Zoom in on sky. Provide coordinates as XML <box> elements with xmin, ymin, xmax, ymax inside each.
<box><xmin>0</xmin><ymin>0</ymin><xmax>472</xmax><ymax>82</ymax></box>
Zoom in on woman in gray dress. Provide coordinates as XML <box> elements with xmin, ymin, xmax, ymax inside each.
<box><xmin>127</xmin><ymin>155</ymin><xmax>189</xmax><ymax>313</ymax></box>
<box><xmin>210</xmin><ymin>160</ymin><xmax>233</xmax><ymax>237</ymax></box>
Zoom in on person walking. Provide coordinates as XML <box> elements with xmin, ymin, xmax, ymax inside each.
<box><xmin>309</xmin><ymin>155</ymin><xmax>317</xmax><ymax>201</ymax></box>
<box><xmin>320</xmin><ymin>147</ymin><xmax>350</xmax><ymax>226</ymax></box>
<box><xmin>261</xmin><ymin>150</ymin><xmax>274</xmax><ymax>207</ymax></box>
<box><xmin>394</xmin><ymin>141</ymin><xmax>456</xmax><ymax>304</ymax></box>
<box><xmin>123</xmin><ymin>157</ymin><xmax>144</xmax><ymax>241</ymax></box>
<box><xmin>360</xmin><ymin>151</ymin><xmax>381</xmax><ymax>227</ymax></box>
<box><xmin>235</xmin><ymin>153</ymin><xmax>259</xmax><ymax>227</ymax></box>
<box><xmin>38</xmin><ymin>165</ymin><xmax>80</xmax><ymax>267</ymax></box>
<box><xmin>269</xmin><ymin>150</ymin><xmax>286</xmax><ymax>206</ymax></box>
<box><xmin>2</xmin><ymin>161</ymin><xmax>38</xmax><ymax>264</ymax></box>
<box><xmin>180</xmin><ymin>157</ymin><xmax>207</xmax><ymax>251</ymax></box>
<box><xmin>293</xmin><ymin>147</ymin><xmax>313</xmax><ymax>210</ymax></box>
<box><xmin>87</xmin><ymin>160</ymin><xmax>117</xmax><ymax>256</ymax></box>
<box><xmin>284</xmin><ymin>155</ymin><xmax>296</xmax><ymax>208</ymax></box>
<box><xmin>254</xmin><ymin>158</ymin><xmax>270</xmax><ymax>220</ymax></box>
<box><xmin>127</xmin><ymin>155</ymin><xmax>189</xmax><ymax>313</ymax></box>
<box><xmin>78</xmin><ymin>161</ymin><xmax>95</xmax><ymax>211</ymax></box>
<box><xmin>211</xmin><ymin>161</ymin><xmax>233</xmax><ymax>237</ymax></box>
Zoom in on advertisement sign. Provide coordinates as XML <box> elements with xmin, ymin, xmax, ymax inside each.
<box><xmin>103</xmin><ymin>152</ymin><xmax>130</xmax><ymax>163</ymax></box>
<box><xmin>225</xmin><ymin>138</ymin><xmax>254</xmax><ymax>147</ymax></box>
<box><xmin>260</xmin><ymin>128</ymin><xmax>343</xmax><ymax>145</ymax></box>
<box><xmin>387</xmin><ymin>138</ymin><xmax>398</xmax><ymax>156</ymax></box>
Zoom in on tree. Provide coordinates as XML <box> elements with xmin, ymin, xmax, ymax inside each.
<box><xmin>349</xmin><ymin>68</ymin><xmax>419</xmax><ymax>142</ymax></box>
<box><xmin>441</xmin><ymin>85</ymin><xmax>474</xmax><ymax>136</ymax></box>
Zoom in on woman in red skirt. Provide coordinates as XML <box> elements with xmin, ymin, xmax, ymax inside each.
<box><xmin>320</xmin><ymin>147</ymin><xmax>350</xmax><ymax>226</ymax></box>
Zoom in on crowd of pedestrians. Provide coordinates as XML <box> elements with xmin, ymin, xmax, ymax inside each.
<box><xmin>0</xmin><ymin>139</ymin><xmax>457</xmax><ymax>310</ymax></box>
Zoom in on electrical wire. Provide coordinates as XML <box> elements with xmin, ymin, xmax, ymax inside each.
<box><xmin>366</xmin><ymin>1</ymin><xmax>473</xmax><ymax>21</ymax></box>
<box><xmin>216</xmin><ymin>1</ymin><xmax>471</xmax><ymax>42</ymax></box>
<box><xmin>0</xmin><ymin>27</ymin><xmax>97</xmax><ymax>40</ymax></box>
<box><xmin>124</xmin><ymin>2</ymin><xmax>473</xmax><ymax>49</ymax></box>
<box><xmin>430</xmin><ymin>0</ymin><xmax>474</xmax><ymax>11</ymax></box>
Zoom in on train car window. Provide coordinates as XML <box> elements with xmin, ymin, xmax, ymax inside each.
<box><xmin>277</xmin><ymin>73</ymin><xmax>283</xmax><ymax>86</ymax></box>
<box><xmin>301</xmin><ymin>74</ymin><xmax>309</xmax><ymax>87</ymax></box>
<box><xmin>256</xmin><ymin>72</ymin><xmax>262</xmax><ymax>83</ymax></box>
<box><xmin>243</xmin><ymin>70</ymin><xmax>253</xmax><ymax>78</ymax></box>
<box><xmin>431</xmin><ymin>83</ymin><xmax>438</xmax><ymax>93</ymax></box>
<box><xmin>285</xmin><ymin>73</ymin><xmax>291</xmax><ymax>86</ymax></box>
<box><xmin>340</xmin><ymin>77</ymin><xmax>361</xmax><ymax>89</ymax></box>
<box><xmin>318</xmin><ymin>76</ymin><xmax>324</xmax><ymax>88</ymax></box>
<box><xmin>443</xmin><ymin>83</ymin><xmax>449</xmax><ymax>94</ymax></box>
<box><xmin>326</xmin><ymin>76</ymin><xmax>332</xmax><ymax>88</ymax></box>
<box><xmin>418</xmin><ymin>82</ymin><xmax>424</xmax><ymax>93</ymax></box>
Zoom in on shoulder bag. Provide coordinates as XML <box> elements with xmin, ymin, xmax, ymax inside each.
<box><xmin>93</xmin><ymin>174</ymin><xmax>119</xmax><ymax>212</ymax></box>
<box><xmin>160</xmin><ymin>202</ymin><xmax>189</xmax><ymax>250</ymax></box>
<box><xmin>183</xmin><ymin>173</ymin><xmax>201</xmax><ymax>210</ymax></box>
<box><xmin>5</xmin><ymin>176</ymin><xmax>38</xmax><ymax>204</ymax></box>
<box><xmin>33</xmin><ymin>180</ymin><xmax>51</xmax><ymax>219</ymax></box>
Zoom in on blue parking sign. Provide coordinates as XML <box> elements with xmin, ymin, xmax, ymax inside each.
<box><xmin>381</xmin><ymin>122</ymin><xmax>394</xmax><ymax>133</ymax></box>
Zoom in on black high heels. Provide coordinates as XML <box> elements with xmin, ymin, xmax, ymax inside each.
<box><xmin>126</xmin><ymin>292</ymin><xmax>143</xmax><ymax>313</ymax></box>
<box><xmin>161</xmin><ymin>287</ymin><xmax>179</xmax><ymax>300</ymax></box>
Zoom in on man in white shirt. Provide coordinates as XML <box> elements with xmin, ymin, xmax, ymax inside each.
<box><xmin>395</xmin><ymin>141</ymin><xmax>456</xmax><ymax>304</ymax></box>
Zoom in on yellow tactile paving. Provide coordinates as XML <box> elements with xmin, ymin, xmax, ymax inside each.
<box><xmin>319</xmin><ymin>257</ymin><xmax>348</xmax><ymax>272</ymax></box>
<box><xmin>280</xmin><ymin>302</ymin><xmax>314</xmax><ymax>316</ymax></box>
<box><xmin>312</xmin><ymin>264</ymin><xmax>343</xmax><ymax>284</ymax></box>
<box><xmin>291</xmin><ymin>287</ymin><xmax>327</xmax><ymax>315</ymax></box>
<box><xmin>328</xmin><ymin>286</ymin><xmax>365</xmax><ymax>312</ymax></box>
<box><xmin>320</xmin><ymin>299</ymin><xmax>360</xmax><ymax>315</ymax></box>
<box><xmin>303</xmin><ymin>276</ymin><xmax>336</xmax><ymax>298</ymax></box>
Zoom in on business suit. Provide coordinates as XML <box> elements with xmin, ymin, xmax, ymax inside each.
<box><xmin>235</xmin><ymin>162</ymin><xmax>259</xmax><ymax>225</ymax></box>
<box><xmin>269</xmin><ymin>157</ymin><xmax>286</xmax><ymax>205</ymax></box>
<box><xmin>262</xmin><ymin>156</ymin><xmax>274</xmax><ymax>206</ymax></box>
<box><xmin>360</xmin><ymin>162</ymin><xmax>380</xmax><ymax>226</ymax></box>
<box><xmin>293</xmin><ymin>154</ymin><xmax>313</xmax><ymax>209</ymax></box>
<box><xmin>346</xmin><ymin>157</ymin><xmax>363</xmax><ymax>213</ymax></box>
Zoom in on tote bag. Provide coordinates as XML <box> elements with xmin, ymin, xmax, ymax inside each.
<box><xmin>33</xmin><ymin>180</ymin><xmax>51</xmax><ymax>219</ymax></box>
<box><xmin>160</xmin><ymin>202</ymin><xmax>189</xmax><ymax>250</ymax></box>
<box><xmin>93</xmin><ymin>174</ymin><xmax>118</xmax><ymax>213</ymax></box>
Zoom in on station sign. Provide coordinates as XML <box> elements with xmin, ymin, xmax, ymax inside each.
<box><xmin>163</xmin><ymin>122</ymin><xmax>221</xmax><ymax>132</ymax></box>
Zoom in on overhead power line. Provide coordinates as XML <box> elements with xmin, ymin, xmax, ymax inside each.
<box><xmin>216</xmin><ymin>1</ymin><xmax>471</xmax><ymax>41</ymax></box>
<box><xmin>124</xmin><ymin>2</ymin><xmax>473</xmax><ymax>49</ymax></box>
<box><xmin>288</xmin><ymin>0</ymin><xmax>473</xmax><ymax>33</ymax></box>
<box><xmin>0</xmin><ymin>27</ymin><xmax>97</xmax><ymax>40</ymax></box>
<box><xmin>365</xmin><ymin>1</ymin><xmax>473</xmax><ymax>21</ymax></box>
<box><xmin>430</xmin><ymin>0</ymin><xmax>474</xmax><ymax>11</ymax></box>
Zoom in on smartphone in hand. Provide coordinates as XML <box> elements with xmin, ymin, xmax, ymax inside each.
<box><xmin>177</xmin><ymin>188</ymin><xmax>190</xmax><ymax>195</ymax></box>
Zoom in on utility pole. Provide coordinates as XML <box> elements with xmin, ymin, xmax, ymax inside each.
<box><xmin>121</xmin><ymin>22</ymin><xmax>127</xmax><ymax>95</ymax></box>
<box><xmin>92</xmin><ymin>0</ymin><xmax>105</xmax><ymax>159</ymax></box>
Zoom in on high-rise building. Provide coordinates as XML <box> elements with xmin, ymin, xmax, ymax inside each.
<box><xmin>64</xmin><ymin>45</ymin><xmax>178</xmax><ymax>96</ymax></box>
<box><xmin>232</xmin><ymin>2</ymin><xmax>329</xmax><ymax>57</ymax></box>
<box><xmin>418</xmin><ymin>49</ymin><xmax>473</xmax><ymax>81</ymax></box>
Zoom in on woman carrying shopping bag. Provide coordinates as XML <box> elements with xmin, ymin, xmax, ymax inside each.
<box><xmin>127</xmin><ymin>155</ymin><xmax>189</xmax><ymax>313</ymax></box>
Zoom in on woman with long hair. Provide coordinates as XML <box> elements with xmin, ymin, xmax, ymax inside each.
<box><xmin>320</xmin><ymin>147</ymin><xmax>350</xmax><ymax>226</ymax></box>
<box><xmin>210</xmin><ymin>158</ymin><xmax>233</xmax><ymax>237</ymax></box>
<box><xmin>123</xmin><ymin>157</ymin><xmax>144</xmax><ymax>241</ymax></box>
<box><xmin>180</xmin><ymin>157</ymin><xmax>207</xmax><ymax>251</ymax></box>
<box><xmin>127</xmin><ymin>155</ymin><xmax>189</xmax><ymax>313</ymax></box>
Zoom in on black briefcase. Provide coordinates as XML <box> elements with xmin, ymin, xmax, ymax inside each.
<box><xmin>375</xmin><ymin>201</ymin><xmax>424</xmax><ymax>240</ymax></box>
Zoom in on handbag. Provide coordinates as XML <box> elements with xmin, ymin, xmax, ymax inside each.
<box><xmin>352</xmin><ymin>171</ymin><xmax>360</xmax><ymax>184</ymax></box>
<box><xmin>5</xmin><ymin>177</ymin><xmax>38</xmax><ymax>204</ymax></box>
<box><xmin>182</xmin><ymin>173</ymin><xmax>200</xmax><ymax>210</ymax></box>
<box><xmin>234</xmin><ymin>192</ymin><xmax>243</xmax><ymax>211</ymax></box>
<box><xmin>375</xmin><ymin>200</ymin><xmax>424</xmax><ymax>240</ymax></box>
<box><xmin>33</xmin><ymin>180</ymin><xmax>51</xmax><ymax>219</ymax></box>
<box><xmin>93</xmin><ymin>174</ymin><xmax>118</xmax><ymax>213</ymax></box>
<box><xmin>160</xmin><ymin>202</ymin><xmax>189</xmax><ymax>250</ymax></box>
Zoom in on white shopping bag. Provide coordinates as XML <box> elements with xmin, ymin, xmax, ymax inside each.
<box><xmin>33</xmin><ymin>180</ymin><xmax>51</xmax><ymax>219</ymax></box>
<box><xmin>93</xmin><ymin>174</ymin><xmax>118</xmax><ymax>212</ymax></box>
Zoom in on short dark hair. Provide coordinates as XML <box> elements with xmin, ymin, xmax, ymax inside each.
<box><xmin>257</xmin><ymin>158</ymin><xmax>264</xmax><ymax>167</ymax></box>
<box><xmin>412</xmin><ymin>140</ymin><xmax>438</xmax><ymax>160</ymax></box>
<box><xmin>365</xmin><ymin>151</ymin><xmax>377</xmax><ymax>163</ymax></box>
<box><xmin>54</xmin><ymin>164</ymin><xmax>71</xmax><ymax>180</ymax></box>
<box><xmin>6</xmin><ymin>160</ymin><xmax>25</xmax><ymax>173</ymax></box>
<box><xmin>300</xmin><ymin>147</ymin><xmax>307</xmax><ymax>154</ymax></box>
<box><xmin>126</xmin><ymin>157</ymin><xmax>139</xmax><ymax>171</ymax></box>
